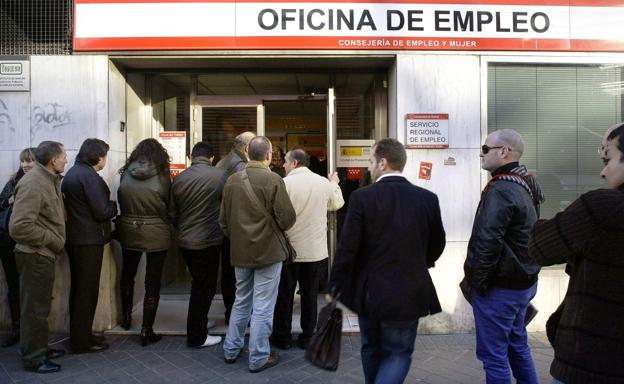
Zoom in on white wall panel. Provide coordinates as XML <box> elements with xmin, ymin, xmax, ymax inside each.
<box><xmin>396</xmin><ymin>54</ymin><xmax>481</xmax><ymax>149</ymax></box>
<box><xmin>30</xmin><ymin>56</ymin><xmax>109</xmax><ymax>150</ymax></box>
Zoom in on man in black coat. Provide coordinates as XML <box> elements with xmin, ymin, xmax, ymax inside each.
<box><xmin>62</xmin><ymin>138</ymin><xmax>117</xmax><ymax>354</ymax></box>
<box><xmin>170</xmin><ymin>142</ymin><xmax>227</xmax><ymax>348</ymax></box>
<box><xmin>329</xmin><ymin>138</ymin><xmax>446</xmax><ymax>384</ymax></box>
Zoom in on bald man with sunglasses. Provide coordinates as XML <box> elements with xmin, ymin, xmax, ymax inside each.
<box><xmin>461</xmin><ymin>129</ymin><xmax>545</xmax><ymax>384</ymax></box>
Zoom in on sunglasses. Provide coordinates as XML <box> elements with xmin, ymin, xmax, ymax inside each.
<box><xmin>481</xmin><ymin>145</ymin><xmax>506</xmax><ymax>154</ymax></box>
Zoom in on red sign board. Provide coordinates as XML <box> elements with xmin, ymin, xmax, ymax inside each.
<box><xmin>74</xmin><ymin>1</ymin><xmax>624</xmax><ymax>52</ymax></box>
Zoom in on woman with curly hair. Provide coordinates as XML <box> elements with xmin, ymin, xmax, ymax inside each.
<box><xmin>117</xmin><ymin>138</ymin><xmax>171</xmax><ymax>346</ymax></box>
<box><xmin>0</xmin><ymin>147</ymin><xmax>36</xmax><ymax>347</ymax></box>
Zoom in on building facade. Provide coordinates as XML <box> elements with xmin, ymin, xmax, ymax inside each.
<box><xmin>1</xmin><ymin>0</ymin><xmax>623</xmax><ymax>333</ymax></box>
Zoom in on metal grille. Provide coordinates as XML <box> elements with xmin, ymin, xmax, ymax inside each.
<box><xmin>0</xmin><ymin>0</ymin><xmax>73</xmax><ymax>55</ymax></box>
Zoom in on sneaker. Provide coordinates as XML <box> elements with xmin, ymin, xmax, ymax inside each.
<box><xmin>249</xmin><ymin>351</ymin><xmax>279</xmax><ymax>373</ymax></box>
<box><xmin>197</xmin><ymin>335</ymin><xmax>221</xmax><ymax>348</ymax></box>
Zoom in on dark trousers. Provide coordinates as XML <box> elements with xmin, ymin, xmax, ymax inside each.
<box><xmin>181</xmin><ymin>246</ymin><xmax>220</xmax><ymax>347</ymax></box>
<box><xmin>67</xmin><ymin>244</ymin><xmax>104</xmax><ymax>350</ymax></box>
<box><xmin>120</xmin><ymin>249</ymin><xmax>167</xmax><ymax>299</ymax></box>
<box><xmin>0</xmin><ymin>235</ymin><xmax>20</xmax><ymax>326</ymax></box>
<box><xmin>359</xmin><ymin>315</ymin><xmax>419</xmax><ymax>384</ymax></box>
<box><xmin>272</xmin><ymin>260</ymin><xmax>323</xmax><ymax>342</ymax></box>
<box><xmin>15</xmin><ymin>251</ymin><xmax>55</xmax><ymax>369</ymax></box>
<box><xmin>220</xmin><ymin>239</ymin><xmax>236</xmax><ymax>323</ymax></box>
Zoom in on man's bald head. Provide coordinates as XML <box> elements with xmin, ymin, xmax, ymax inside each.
<box><xmin>490</xmin><ymin>129</ymin><xmax>524</xmax><ymax>161</ymax></box>
<box><xmin>233</xmin><ymin>131</ymin><xmax>256</xmax><ymax>152</ymax></box>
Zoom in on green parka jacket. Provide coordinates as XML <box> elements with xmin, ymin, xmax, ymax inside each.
<box><xmin>219</xmin><ymin>161</ymin><xmax>296</xmax><ymax>268</ymax></box>
<box><xmin>118</xmin><ymin>160</ymin><xmax>171</xmax><ymax>252</ymax></box>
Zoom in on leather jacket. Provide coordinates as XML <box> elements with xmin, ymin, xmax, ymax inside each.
<box><xmin>463</xmin><ymin>163</ymin><xmax>542</xmax><ymax>296</ymax></box>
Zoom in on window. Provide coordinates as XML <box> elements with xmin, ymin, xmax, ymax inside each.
<box><xmin>488</xmin><ymin>63</ymin><xmax>624</xmax><ymax>219</ymax></box>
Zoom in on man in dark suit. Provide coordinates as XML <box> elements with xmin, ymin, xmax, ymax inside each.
<box><xmin>329</xmin><ymin>138</ymin><xmax>446</xmax><ymax>384</ymax></box>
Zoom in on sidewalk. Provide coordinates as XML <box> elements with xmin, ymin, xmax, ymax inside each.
<box><xmin>0</xmin><ymin>332</ymin><xmax>554</xmax><ymax>383</ymax></box>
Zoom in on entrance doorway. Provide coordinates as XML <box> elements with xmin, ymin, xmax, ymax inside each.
<box><xmin>115</xmin><ymin>69</ymin><xmax>387</xmax><ymax>334</ymax></box>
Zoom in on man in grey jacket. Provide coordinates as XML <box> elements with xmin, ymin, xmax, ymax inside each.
<box><xmin>220</xmin><ymin>136</ymin><xmax>296</xmax><ymax>373</ymax></box>
<box><xmin>216</xmin><ymin>131</ymin><xmax>255</xmax><ymax>324</ymax></box>
<box><xmin>170</xmin><ymin>142</ymin><xmax>227</xmax><ymax>348</ymax></box>
<box><xmin>9</xmin><ymin>141</ymin><xmax>67</xmax><ymax>374</ymax></box>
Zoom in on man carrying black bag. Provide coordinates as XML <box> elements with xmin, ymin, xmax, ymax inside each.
<box><xmin>328</xmin><ymin>138</ymin><xmax>446</xmax><ymax>383</ymax></box>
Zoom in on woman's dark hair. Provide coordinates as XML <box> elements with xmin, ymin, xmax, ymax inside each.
<box><xmin>76</xmin><ymin>138</ymin><xmax>110</xmax><ymax>166</ymax></box>
<box><xmin>120</xmin><ymin>138</ymin><xmax>170</xmax><ymax>175</ymax></box>
<box><xmin>606</xmin><ymin>123</ymin><xmax>624</xmax><ymax>162</ymax></box>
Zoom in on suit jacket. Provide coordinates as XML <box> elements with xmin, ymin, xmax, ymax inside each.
<box><xmin>329</xmin><ymin>175</ymin><xmax>446</xmax><ymax>321</ymax></box>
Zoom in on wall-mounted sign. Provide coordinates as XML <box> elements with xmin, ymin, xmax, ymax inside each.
<box><xmin>419</xmin><ymin>162</ymin><xmax>433</xmax><ymax>180</ymax></box>
<box><xmin>158</xmin><ymin>131</ymin><xmax>186</xmax><ymax>179</ymax></box>
<box><xmin>74</xmin><ymin>1</ymin><xmax>624</xmax><ymax>52</ymax></box>
<box><xmin>0</xmin><ymin>58</ymin><xmax>30</xmax><ymax>91</ymax></box>
<box><xmin>406</xmin><ymin>114</ymin><xmax>449</xmax><ymax>149</ymax></box>
<box><xmin>336</xmin><ymin>139</ymin><xmax>375</xmax><ymax>168</ymax></box>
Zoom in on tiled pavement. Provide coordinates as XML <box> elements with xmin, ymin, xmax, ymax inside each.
<box><xmin>0</xmin><ymin>332</ymin><xmax>554</xmax><ymax>384</ymax></box>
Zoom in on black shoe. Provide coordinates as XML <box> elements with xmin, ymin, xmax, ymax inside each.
<box><xmin>25</xmin><ymin>359</ymin><xmax>61</xmax><ymax>374</ymax></box>
<box><xmin>224</xmin><ymin>349</ymin><xmax>243</xmax><ymax>364</ymax></box>
<box><xmin>1</xmin><ymin>330</ymin><xmax>19</xmax><ymax>348</ymax></box>
<box><xmin>72</xmin><ymin>343</ymin><xmax>109</xmax><ymax>354</ymax></box>
<box><xmin>269</xmin><ymin>337</ymin><xmax>292</xmax><ymax>350</ymax></box>
<box><xmin>297</xmin><ymin>336</ymin><xmax>310</xmax><ymax>350</ymax></box>
<box><xmin>46</xmin><ymin>349</ymin><xmax>66</xmax><ymax>360</ymax></box>
<box><xmin>249</xmin><ymin>351</ymin><xmax>279</xmax><ymax>373</ymax></box>
<box><xmin>140</xmin><ymin>327</ymin><xmax>162</xmax><ymax>347</ymax></box>
<box><xmin>91</xmin><ymin>334</ymin><xmax>106</xmax><ymax>345</ymax></box>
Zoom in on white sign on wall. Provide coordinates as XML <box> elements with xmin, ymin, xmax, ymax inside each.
<box><xmin>158</xmin><ymin>131</ymin><xmax>186</xmax><ymax>178</ymax></box>
<box><xmin>336</xmin><ymin>139</ymin><xmax>375</xmax><ymax>167</ymax></box>
<box><xmin>0</xmin><ymin>58</ymin><xmax>30</xmax><ymax>91</ymax></box>
<box><xmin>405</xmin><ymin>114</ymin><xmax>449</xmax><ymax>149</ymax></box>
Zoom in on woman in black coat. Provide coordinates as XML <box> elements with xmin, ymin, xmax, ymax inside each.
<box><xmin>0</xmin><ymin>148</ymin><xmax>36</xmax><ymax>347</ymax></box>
<box><xmin>62</xmin><ymin>139</ymin><xmax>117</xmax><ymax>354</ymax></box>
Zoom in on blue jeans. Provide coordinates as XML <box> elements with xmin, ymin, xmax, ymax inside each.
<box><xmin>359</xmin><ymin>315</ymin><xmax>419</xmax><ymax>384</ymax></box>
<box><xmin>472</xmin><ymin>283</ymin><xmax>538</xmax><ymax>384</ymax></box>
<box><xmin>223</xmin><ymin>262</ymin><xmax>282</xmax><ymax>370</ymax></box>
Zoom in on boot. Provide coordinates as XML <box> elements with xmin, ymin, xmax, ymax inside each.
<box><xmin>1</xmin><ymin>322</ymin><xmax>19</xmax><ymax>348</ymax></box>
<box><xmin>140</xmin><ymin>296</ymin><xmax>161</xmax><ymax>346</ymax></box>
<box><xmin>120</xmin><ymin>285</ymin><xmax>133</xmax><ymax>330</ymax></box>
<box><xmin>2</xmin><ymin>296</ymin><xmax>20</xmax><ymax>347</ymax></box>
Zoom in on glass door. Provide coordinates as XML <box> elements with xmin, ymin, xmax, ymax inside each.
<box><xmin>191</xmin><ymin>96</ymin><xmax>265</xmax><ymax>163</ymax></box>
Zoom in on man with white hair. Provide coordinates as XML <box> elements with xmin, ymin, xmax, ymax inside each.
<box><xmin>461</xmin><ymin>129</ymin><xmax>544</xmax><ymax>384</ymax></box>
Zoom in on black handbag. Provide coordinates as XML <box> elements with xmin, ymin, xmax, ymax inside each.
<box><xmin>240</xmin><ymin>170</ymin><xmax>297</xmax><ymax>264</ymax></box>
<box><xmin>305</xmin><ymin>299</ymin><xmax>343</xmax><ymax>371</ymax></box>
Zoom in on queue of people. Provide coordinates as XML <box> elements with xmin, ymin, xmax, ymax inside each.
<box><xmin>0</xmin><ymin>124</ymin><xmax>622</xmax><ymax>383</ymax></box>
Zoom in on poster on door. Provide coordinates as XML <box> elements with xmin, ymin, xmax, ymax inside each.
<box><xmin>158</xmin><ymin>131</ymin><xmax>186</xmax><ymax>179</ymax></box>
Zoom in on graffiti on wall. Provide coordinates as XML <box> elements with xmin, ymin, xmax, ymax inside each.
<box><xmin>32</xmin><ymin>102</ymin><xmax>72</xmax><ymax>132</ymax></box>
<box><xmin>0</xmin><ymin>99</ymin><xmax>15</xmax><ymax>144</ymax></box>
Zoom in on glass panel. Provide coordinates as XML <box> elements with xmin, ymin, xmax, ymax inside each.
<box><xmin>202</xmin><ymin>107</ymin><xmax>257</xmax><ymax>164</ymax></box>
<box><xmin>265</xmin><ymin>100</ymin><xmax>327</xmax><ymax>177</ymax></box>
<box><xmin>488</xmin><ymin>63</ymin><xmax>624</xmax><ymax>219</ymax></box>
